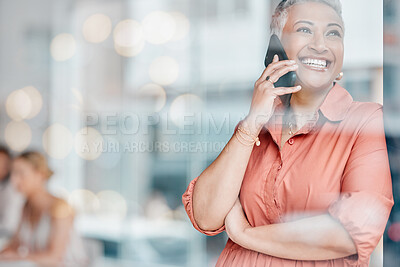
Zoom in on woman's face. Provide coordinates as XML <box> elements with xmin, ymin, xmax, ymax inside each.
<box><xmin>11</xmin><ymin>158</ymin><xmax>44</xmax><ymax>196</ymax></box>
<box><xmin>280</xmin><ymin>2</ymin><xmax>344</xmax><ymax>92</ymax></box>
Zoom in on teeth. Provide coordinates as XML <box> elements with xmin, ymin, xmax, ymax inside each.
<box><xmin>301</xmin><ymin>58</ymin><xmax>327</xmax><ymax>68</ymax></box>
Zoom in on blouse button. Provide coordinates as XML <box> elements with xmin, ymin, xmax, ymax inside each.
<box><xmin>278</xmin><ymin>164</ymin><xmax>282</xmax><ymax>170</ymax></box>
<box><xmin>288</xmin><ymin>138</ymin><xmax>294</xmax><ymax>145</ymax></box>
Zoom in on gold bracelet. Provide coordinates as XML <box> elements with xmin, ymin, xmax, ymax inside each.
<box><xmin>235</xmin><ymin>131</ymin><xmax>254</xmax><ymax>146</ymax></box>
<box><xmin>235</xmin><ymin>130</ymin><xmax>260</xmax><ymax>147</ymax></box>
<box><xmin>238</xmin><ymin>125</ymin><xmax>257</xmax><ymax>139</ymax></box>
<box><xmin>236</xmin><ymin>129</ymin><xmax>255</xmax><ymax>142</ymax></box>
<box><xmin>237</xmin><ymin>126</ymin><xmax>260</xmax><ymax>146</ymax></box>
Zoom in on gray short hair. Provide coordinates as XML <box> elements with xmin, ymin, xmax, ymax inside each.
<box><xmin>270</xmin><ymin>0</ymin><xmax>344</xmax><ymax>38</ymax></box>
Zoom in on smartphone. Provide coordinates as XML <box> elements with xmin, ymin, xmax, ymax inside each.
<box><xmin>264</xmin><ymin>34</ymin><xmax>296</xmax><ymax>107</ymax></box>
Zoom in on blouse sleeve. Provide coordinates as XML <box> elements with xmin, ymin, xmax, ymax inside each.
<box><xmin>182</xmin><ymin>176</ymin><xmax>226</xmax><ymax>236</ymax></box>
<box><xmin>182</xmin><ymin>121</ymin><xmax>242</xmax><ymax>236</ymax></box>
<box><xmin>327</xmin><ymin>106</ymin><xmax>394</xmax><ymax>266</ymax></box>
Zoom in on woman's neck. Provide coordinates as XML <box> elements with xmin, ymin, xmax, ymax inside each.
<box><xmin>289</xmin><ymin>84</ymin><xmax>334</xmax><ymax>116</ymax></box>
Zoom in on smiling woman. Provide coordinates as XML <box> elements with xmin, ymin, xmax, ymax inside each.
<box><xmin>280</xmin><ymin>1</ymin><xmax>344</xmax><ymax>94</ymax></box>
<box><xmin>182</xmin><ymin>0</ymin><xmax>393</xmax><ymax>266</ymax></box>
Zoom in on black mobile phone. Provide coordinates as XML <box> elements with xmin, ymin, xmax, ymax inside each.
<box><xmin>264</xmin><ymin>34</ymin><xmax>296</xmax><ymax>107</ymax></box>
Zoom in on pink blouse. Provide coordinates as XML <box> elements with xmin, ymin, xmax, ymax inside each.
<box><xmin>182</xmin><ymin>83</ymin><xmax>394</xmax><ymax>266</ymax></box>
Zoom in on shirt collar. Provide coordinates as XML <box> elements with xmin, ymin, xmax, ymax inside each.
<box><xmin>274</xmin><ymin>82</ymin><xmax>353</xmax><ymax>122</ymax></box>
<box><xmin>317</xmin><ymin>82</ymin><xmax>353</xmax><ymax>122</ymax></box>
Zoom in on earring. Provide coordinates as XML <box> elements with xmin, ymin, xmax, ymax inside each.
<box><xmin>335</xmin><ymin>72</ymin><xmax>343</xmax><ymax>81</ymax></box>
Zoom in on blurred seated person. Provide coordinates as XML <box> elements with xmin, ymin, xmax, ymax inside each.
<box><xmin>0</xmin><ymin>146</ymin><xmax>24</xmax><ymax>237</ymax></box>
<box><xmin>0</xmin><ymin>151</ymin><xmax>88</xmax><ymax>266</ymax></box>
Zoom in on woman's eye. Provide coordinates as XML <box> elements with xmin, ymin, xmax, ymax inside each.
<box><xmin>327</xmin><ymin>30</ymin><xmax>341</xmax><ymax>37</ymax></box>
<box><xmin>297</xmin><ymin>27</ymin><xmax>311</xmax><ymax>34</ymax></box>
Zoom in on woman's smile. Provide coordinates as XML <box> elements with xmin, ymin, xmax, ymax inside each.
<box><xmin>299</xmin><ymin>56</ymin><xmax>331</xmax><ymax>71</ymax></box>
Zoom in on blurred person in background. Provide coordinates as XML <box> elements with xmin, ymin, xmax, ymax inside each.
<box><xmin>183</xmin><ymin>0</ymin><xmax>393</xmax><ymax>266</ymax></box>
<box><xmin>0</xmin><ymin>151</ymin><xmax>88</xmax><ymax>267</ymax></box>
<box><xmin>0</xmin><ymin>146</ymin><xmax>24</xmax><ymax>236</ymax></box>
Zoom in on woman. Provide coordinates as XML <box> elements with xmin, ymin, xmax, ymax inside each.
<box><xmin>182</xmin><ymin>0</ymin><xmax>393</xmax><ymax>266</ymax></box>
<box><xmin>0</xmin><ymin>151</ymin><xmax>88</xmax><ymax>267</ymax></box>
<box><xmin>0</xmin><ymin>146</ymin><xmax>24</xmax><ymax>236</ymax></box>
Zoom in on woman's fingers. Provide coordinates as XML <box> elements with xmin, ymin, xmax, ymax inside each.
<box><xmin>267</xmin><ymin>64</ymin><xmax>298</xmax><ymax>84</ymax></box>
<box><xmin>258</xmin><ymin>63</ymin><xmax>298</xmax><ymax>90</ymax></box>
<box><xmin>260</xmin><ymin>60</ymin><xmax>296</xmax><ymax>81</ymax></box>
<box><xmin>247</xmin><ymin>56</ymin><xmax>299</xmax><ymax>131</ymax></box>
<box><xmin>258</xmin><ymin>57</ymin><xmax>296</xmax><ymax>83</ymax></box>
<box><xmin>273</xmin><ymin>85</ymin><xmax>302</xmax><ymax>96</ymax></box>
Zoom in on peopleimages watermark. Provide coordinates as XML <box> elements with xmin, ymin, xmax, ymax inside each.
<box><xmin>81</xmin><ymin>111</ymin><xmax>319</xmax><ymax>136</ymax></box>
<box><xmin>82</xmin><ymin>140</ymin><xmax>228</xmax><ymax>153</ymax></box>
<box><xmin>75</xmin><ymin>111</ymin><xmax>320</xmax><ymax>154</ymax></box>
<box><xmin>83</xmin><ymin>111</ymin><xmax>240</xmax><ymax>136</ymax></box>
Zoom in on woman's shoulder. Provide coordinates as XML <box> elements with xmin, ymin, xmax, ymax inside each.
<box><xmin>49</xmin><ymin>196</ymin><xmax>75</xmax><ymax>220</ymax></box>
<box><xmin>348</xmin><ymin>101</ymin><xmax>382</xmax><ymax>114</ymax></box>
<box><xmin>345</xmin><ymin>101</ymin><xmax>383</xmax><ymax>122</ymax></box>
<box><xmin>342</xmin><ymin>101</ymin><xmax>384</xmax><ymax>134</ymax></box>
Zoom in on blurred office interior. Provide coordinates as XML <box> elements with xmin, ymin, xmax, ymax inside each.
<box><xmin>0</xmin><ymin>0</ymin><xmax>397</xmax><ymax>266</ymax></box>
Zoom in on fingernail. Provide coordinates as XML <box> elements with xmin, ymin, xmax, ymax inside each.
<box><xmin>297</xmin><ymin>85</ymin><xmax>302</xmax><ymax>89</ymax></box>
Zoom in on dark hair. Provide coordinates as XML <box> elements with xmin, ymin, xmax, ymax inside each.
<box><xmin>0</xmin><ymin>145</ymin><xmax>11</xmax><ymax>158</ymax></box>
<box><xmin>0</xmin><ymin>145</ymin><xmax>11</xmax><ymax>183</ymax></box>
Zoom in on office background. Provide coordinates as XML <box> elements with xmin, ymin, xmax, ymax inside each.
<box><xmin>0</xmin><ymin>0</ymin><xmax>398</xmax><ymax>266</ymax></box>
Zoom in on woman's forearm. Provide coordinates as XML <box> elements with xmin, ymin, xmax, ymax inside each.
<box><xmin>193</xmin><ymin>117</ymin><xmax>261</xmax><ymax>231</ymax></box>
<box><xmin>234</xmin><ymin>214</ymin><xmax>357</xmax><ymax>261</ymax></box>
<box><xmin>0</xmin><ymin>251</ymin><xmax>62</xmax><ymax>266</ymax></box>
<box><xmin>26</xmin><ymin>251</ymin><xmax>63</xmax><ymax>266</ymax></box>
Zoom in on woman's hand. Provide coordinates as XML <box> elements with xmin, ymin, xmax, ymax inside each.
<box><xmin>244</xmin><ymin>55</ymin><xmax>301</xmax><ymax>136</ymax></box>
<box><xmin>225</xmin><ymin>198</ymin><xmax>251</xmax><ymax>244</ymax></box>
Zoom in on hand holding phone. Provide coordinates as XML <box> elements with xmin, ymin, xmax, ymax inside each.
<box><xmin>243</xmin><ymin>35</ymin><xmax>301</xmax><ymax>136</ymax></box>
<box><xmin>264</xmin><ymin>34</ymin><xmax>297</xmax><ymax>106</ymax></box>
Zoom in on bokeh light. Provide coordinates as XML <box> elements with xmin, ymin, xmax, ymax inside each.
<box><xmin>4</xmin><ymin>121</ymin><xmax>32</xmax><ymax>152</ymax></box>
<box><xmin>74</xmin><ymin>127</ymin><xmax>104</xmax><ymax>160</ymax></box>
<box><xmin>43</xmin><ymin>123</ymin><xmax>74</xmax><ymax>159</ymax></box>
<box><xmin>68</xmin><ymin>189</ymin><xmax>99</xmax><ymax>214</ymax></box>
<box><xmin>50</xmin><ymin>33</ymin><xmax>76</xmax><ymax>61</ymax></box>
<box><xmin>6</xmin><ymin>89</ymin><xmax>32</xmax><ymax>121</ymax></box>
<box><xmin>113</xmin><ymin>19</ymin><xmax>145</xmax><ymax>57</ymax></box>
<box><xmin>170</xmin><ymin>94</ymin><xmax>203</xmax><ymax>128</ymax></box>
<box><xmin>6</xmin><ymin>87</ymin><xmax>43</xmax><ymax>121</ymax></box>
<box><xmin>22</xmin><ymin>86</ymin><xmax>43</xmax><ymax>119</ymax></box>
<box><xmin>169</xmin><ymin>12</ymin><xmax>190</xmax><ymax>41</ymax></box>
<box><xmin>97</xmin><ymin>190</ymin><xmax>127</xmax><ymax>221</ymax></box>
<box><xmin>142</xmin><ymin>11</ymin><xmax>176</xmax><ymax>44</ymax></box>
<box><xmin>144</xmin><ymin>192</ymin><xmax>172</xmax><ymax>220</ymax></box>
<box><xmin>138</xmin><ymin>83</ymin><xmax>167</xmax><ymax>112</ymax></box>
<box><xmin>82</xmin><ymin>13</ymin><xmax>112</xmax><ymax>43</ymax></box>
<box><xmin>114</xmin><ymin>41</ymin><xmax>145</xmax><ymax>57</ymax></box>
<box><xmin>149</xmin><ymin>56</ymin><xmax>179</xmax><ymax>85</ymax></box>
